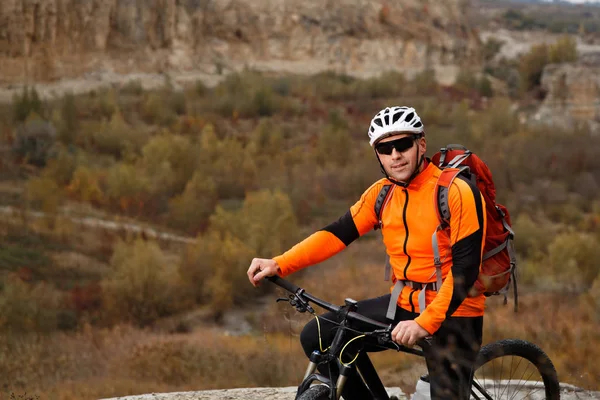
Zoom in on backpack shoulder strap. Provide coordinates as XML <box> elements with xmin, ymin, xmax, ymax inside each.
<box><xmin>374</xmin><ymin>184</ymin><xmax>394</xmax><ymax>230</ymax></box>
<box><xmin>430</xmin><ymin>167</ymin><xmax>468</xmax><ymax>295</ymax></box>
<box><xmin>434</xmin><ymin>167</ymin><xmax>468</xmax><ymax>226</ymax></box>
<box><xmin>373</xmin><ymin>184</ymin><xmax>395</xmax><ymax>282</ymax></box>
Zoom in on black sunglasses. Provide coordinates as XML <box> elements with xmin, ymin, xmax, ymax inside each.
<box><xmin>375</xmin><ymin>135</ymin><xmax>418</xmax><ymax>155</ymax></box>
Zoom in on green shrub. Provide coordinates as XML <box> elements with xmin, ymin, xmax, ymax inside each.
<box><xmin>25</xmin><ymin>176</ymin><xmax>63</xmax><ymax>214</ymax></box>
<box><xmin>167</xmin><ymin>172</ymin><xmax>218</xmax><ymax>234</ymax></box>
<box><xmin>519</xmin><ymin>36</ymin><xmax>576</xmax><ymax>93</ymax></box>
<box><xmin>548</xmin><ymin>231</ymin><xmax>600</xmax><ymax>290</ymax></box>
<box><xmin>482</xmin><ymin>37</ymin><xmax>504</xmax><ymax>62</ymax></box>
<box><xmin>105</xmin><ymin>163</ymin><xmax>150</xmax><ymax>211</ymax></box>
<box><xmin>316</xmin><ymin>111</ymin><xmax>352</xmax><ymax>167</ymax></box>
<box><xmin>0</xmin><ymin>276</ymin><xmax>62</xmax><ymax>333</ymax></box>
<box><xmin>478</xmin><ymin>97</ymin><xmax>518</xmax><ymax>137</ymax></box>
<box><xmin>549</xmin><ymin>35</ymin><xmax>577</xmax><ymax>64</ymax></box>
<box><xmin>13</xmin><ymin>117</ymin><xmax>57</xmax><ymax>167</ymax></box>
<box><xmin>209</xmin><ymin>189</ymin><xmax>299</xmax><ymax>257</ymax></box>
<box><xmin>140</xmin><ymin>133</ymin><xmax>195</xmax><ymax>198</ymax></box>
<box><xmin>120</xmin><ymin>80</ymin><xmax>144</xmax><ymax>95</ymax></box>
<box><xmin>454</xmin><ymin>70</ymin><xmax>480</xmax><ymax>94</ymax></box>
<box><xmin>141</xmin><ymin>92</ymin><xmax>176</xmax><ymax>126</ymax></box>
<box><xmin>411</xmin><ymin>69</ymin><xmax>439</xmax><ymax>95</ymax></box>
<box><xmin>199</xmin><ymin>136</ymin><xmax>256</xmax><ymax>199</ymax></box>
<box><xmin>210</xmin><ymin>70</ymin><xmax>280</xmax><ymax>118</ymax></box>
<box><xmin>67</xmin><ymin>166</ymin><xmax>105</xmax><ymax>205</ymax></box>
<box><xmin>248</xmin><ymin>119</ymin><xmax>285</xmax><ymax>160</ymax></box>
<box><xmin>178</xmin><ymin>230</ymin><xmax>254</xmax><ymax>311</ymax></box>
<box><xmin>12</xmin><ymin>86</ymin><xmax>44</xmax><ymax>123</ymax></box>
<box><xmin>479</xmin><ymin>75</ymin><xmax>494</xmax><ymax>98</ymax></box>
<box><xmin>82</xmin><ymin>88</ymin><xmax>118</xmax><ymax>119</ymax></box>
<box><xmin>355</xmin><ymin>71</ymin><xmax>406</xmax><ymax>99</ymax></box>
<box><xmin>0</xmin><ymin>244</ymin><xmax>51</xmax><ymax>274</ymax></box>
<box><xmin>42</xmin><ymin>147</ymin><xmax>81</xmax><ymax>186</ymax></box>
<box><xmin>519</xmin><ymin>43</ymin><xmax>549</xmax><ymax>92</ymax></box>
<box><xmin>512</xmin><ymin>213</ymin><xmax>554</xmax><ymax>261</ymax></box>
<box><xmin>102</xmin><ymin>239</ymin><xmax>183</xmax><ymax>326</ymax></box>
<box><xmin>58</xmin><ymin>93</ymin><xmax>78</xmax><ymax>145</ymax></box>
<box><xmin>91</xmin><ymin>112</ymin><xmax>133</xmax><ymax>158</ymax></box>
<box><xmin>589</xmin><ymin>277</ymin><xmax>600</xmax><ymax>322</ymax></box>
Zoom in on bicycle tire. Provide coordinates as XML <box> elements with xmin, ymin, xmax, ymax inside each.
<box><xmin>296</xmin><ymin>384</ymin><xmax>331</xmax><ymax>400</ymax></box>
<box><xmin>472</xmin><ymin>339</ymin><xmax>560</xmax><ymax>400</ymax></box>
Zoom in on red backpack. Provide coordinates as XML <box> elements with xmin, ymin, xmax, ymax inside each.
<box><xmin>376</xmin><ymin>144</ymin><xmax>518</xmax><ymax>311</ymax></box>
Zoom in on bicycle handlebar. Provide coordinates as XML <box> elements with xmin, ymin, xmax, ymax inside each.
<box><xmin>267</xmin><ymin>275</ymin><xmax>391</xmax><ymax>330</ymax></box>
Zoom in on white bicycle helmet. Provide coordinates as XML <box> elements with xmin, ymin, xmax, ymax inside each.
<box><xmin>367</xmin><ymin>106</ymin><xmax>424</xmax><ymax>146</ymax></box>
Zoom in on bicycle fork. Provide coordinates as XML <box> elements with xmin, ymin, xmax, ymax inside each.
<box><xmin>299</xmin><ymin>350</ymin><xmax>354</xmax><ymax>400</ymax></box>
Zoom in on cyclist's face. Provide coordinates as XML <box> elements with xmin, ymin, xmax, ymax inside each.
<box><xmin>376</xmin><ymin>133</ymin><xmax>426</xmax><ymax>182</ymax></box>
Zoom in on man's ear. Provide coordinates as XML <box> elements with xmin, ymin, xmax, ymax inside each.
<box><xmin>418</xmin><ymin>137</ymin><xmax>427</xmax><ymax>154</ymax></box>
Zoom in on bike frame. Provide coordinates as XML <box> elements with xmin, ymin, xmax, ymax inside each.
<box><xmin>267</xmin><ymin>276</ymin><xmax>424</xmax><ymax>400</ymax></box>
<box><xmin>266</xmin><ymin>276</ymin><xmax>553</xmax><ymax>400</ymax></box>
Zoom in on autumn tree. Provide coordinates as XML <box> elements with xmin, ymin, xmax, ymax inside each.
<box><xmin>102</xmin><ymin>239</ymin><xmax>183</xmax><ymax>326</ymax></box>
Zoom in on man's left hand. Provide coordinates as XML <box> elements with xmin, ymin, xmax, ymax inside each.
<box><xmin>391</xmin><ymin>320</ymin><xmax>430</xmax><ymax>347</ymax></box>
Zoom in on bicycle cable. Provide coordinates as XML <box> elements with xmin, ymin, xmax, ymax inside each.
<box><xmin>339</xmin><ymin>334</ymin><xmax>366</xmax><ymax>366</ymax></box>
<box><xmin>314</xmin><ymin>315</ymin><xmax>331</xmax><ymax>353</ymax></box>
<box><xmin>314</xmin><ymin>314</ymin><xmax>401</xmax><ymax>359</ymax></box>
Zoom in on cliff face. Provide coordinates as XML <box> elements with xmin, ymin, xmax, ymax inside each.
<box><xmin>535</xmin><ymin>53</ymin><xmax>600</xmax><ymax>131</ymax></box>
<box><xmin>0</xmin><ymin>0</ymin><xmax>480</xmax><ymax>84</ymax></box>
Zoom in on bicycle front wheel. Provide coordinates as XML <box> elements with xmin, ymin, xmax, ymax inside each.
<box><xmin>296</xmin><ymin>384</ymin><xmax>331</xmax><ymax>400</ymax></box>
<box><xmin>472</xmin><ymin>339</ymin><xmax>560</xmax><ymax>400</ymax></box>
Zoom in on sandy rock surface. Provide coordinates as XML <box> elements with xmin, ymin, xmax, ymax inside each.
<box><xmin>100</xmin><ymin>384</ymin><xmax>600</xmax><ymax>400</ymax></box>
<box><xmin>100</xmin><ymin>386</ymin><xmax>406</xmax><ymax>400</ymax></box>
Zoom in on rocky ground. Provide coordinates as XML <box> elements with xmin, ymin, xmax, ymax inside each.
<box><xmin>100</xmin><ymin>384</ymin><xmax>600</xmax><ymax>400</ymax></box>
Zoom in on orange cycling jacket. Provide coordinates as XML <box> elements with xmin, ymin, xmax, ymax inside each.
<box><xmin>274</xmin><ymin>161</ymin><xmax>487</xmax><ymax>335</ymax></box>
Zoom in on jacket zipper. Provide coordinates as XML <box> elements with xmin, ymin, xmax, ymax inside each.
<box><xmin>408</xmin><ymin>289</ymin><xmax>416</xmax><ymax>314</ymax></box>
<box><xmin>401</xmin><ymin>188</ymin><xmax>411</xmax><ymax>280</ymax></box>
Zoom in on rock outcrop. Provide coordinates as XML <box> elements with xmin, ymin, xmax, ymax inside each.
<box><xmin>0</xmin><ymin>0</ymin><xmax>480</xmax><ymax>84</ymax></box>
<box><xmin>535</xmin><ymin>53</ymin><xmax>600</xmax><ymax>132</ymax></box>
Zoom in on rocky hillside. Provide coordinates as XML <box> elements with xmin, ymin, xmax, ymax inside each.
<box><xmin>535</xmin><ymin>53</ymin><xmax>600</xmax><ymax>130</ymax></box>
<box><xmin>0</xmin><ymin>0</ymin><xmax>480</xmax><ymax>84</ymax></box>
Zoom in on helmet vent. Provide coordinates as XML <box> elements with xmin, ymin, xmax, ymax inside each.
<box><xmin>367</xmin><ymin>106</ymin><xmax>423</xmax><ymax>146</ymax></box>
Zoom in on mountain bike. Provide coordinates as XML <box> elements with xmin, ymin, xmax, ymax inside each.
<box><xmin>266</xmin><ymin>276</ymin><xmax>560</xmax><ymax>400</ymax></box>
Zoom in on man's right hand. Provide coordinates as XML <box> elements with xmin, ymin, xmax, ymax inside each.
<box><xmin>247</xmin><ymin>258</ymin><xmax>280</xmax><ymax>287</ymax></box>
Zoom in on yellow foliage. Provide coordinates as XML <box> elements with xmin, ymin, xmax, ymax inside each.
<box><xmin>548</xmin><ymin>35</ymin><xmax>578</xmax><ymax>64</ymax></box>
<box><xmin>0</xmin><ymin>276</ymin><xmax>62</xmax><ymax>333</ymax></box>
<box><xmin>179</xmin><ymin>230</ymin><xmax>254</xmax><ymax>308</ymax></box>
<box><xmin>102</xmin><ymin>239</ymin><xmax>184</xmax><ymax>326</ymax></box>
<box><xmin>167</xmin><ymin>172</ymin><xmax>217</xmax><ymax>233</ymax></box>
<box><xmin>105</xmin><ymin>163</ymin><xmax>150</xmax><ymax>211</ymax></box>
<box><xmin>67</xmin><ymin>166</ymin><xmax>104</xmax><ymax>205</ymax></box>
<box><xmin>548</xmin><ymin>231</ymin><xmax>600</xmax><ymax>290</ymax></box>
<box><xmin>26</xmin><ymin>176</ymin><xmax>63</xmax><ymax>214</ymax></box>
<box><xmin>141</xmin><ymin>133</ymin><xmax>195</xmax><ymax>196</ymax></box>
<box><xmin>209</xmin><ymin>189</ymin><xmax>299</xmax><ymax>257</ymax></box>
<box><xmin>141</xmin><ymin>92</ymin><xmax>177</xmax><ymax>126</ymax></box>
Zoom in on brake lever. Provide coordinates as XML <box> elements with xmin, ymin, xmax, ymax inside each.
<box><xmin>369</xmin><ymin>327</ymin><xmax>397</xmax><ymax>348</ymax></box>
<box><xmin>275</xmin><ymin>294</ymin><xmax>315</xmax><ymax>314</ymax></box>
<box><xmin>294</xmin><ymin>295</ymin><xmax>315</xmax><ymax>313</ymax></box>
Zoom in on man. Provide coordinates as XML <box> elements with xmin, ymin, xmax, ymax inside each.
<box><xmin>247</xmin><ymin>106</ymin><xmax>486</xmax><ymax>400</ymax></box>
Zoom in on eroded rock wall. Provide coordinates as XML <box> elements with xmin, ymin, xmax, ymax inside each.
<box><xmin>0</xmin><ymin>0</ymin><xmax>480</xmax><ymax>83</ymax></box>
<box><xmin>536</xmin><ymin>53</ymin><xmax>600</xmax><ymax>131</ymax></box>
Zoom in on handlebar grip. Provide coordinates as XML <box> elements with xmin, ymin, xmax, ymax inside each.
<box><xmin>266</xmin><ymin>276</ymin><xmax>301</xmax><ymax>294</ymax></box>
